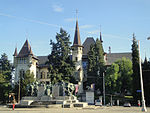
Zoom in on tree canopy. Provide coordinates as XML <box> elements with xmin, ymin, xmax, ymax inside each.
<box><xmin>47</xmin><ymin>28</ymin><xmax>75</xmax><ymax>84</ymax></box>
<box><xmin>87</xmin><ymin>38</ymin><xmax>105</xmax><ymax>90</ymax></box>
<box><xmin>13</xmin><ymin>70</ymin><xmax>35</xmax><ymax>100</ymax></box>
<box><xmin>105</xmin><ymin>57</ymin><xmax>133</xmax><ymax>96</ymax></box>
<box><xmin>131</xmin><ymin>34</ymin><xmax>141</xmax><ymax>102</ymax></box>
<box><xmin>0</xmin><ymin>53</ymin><xmax>12</xmax><ymax>103</ymax></box>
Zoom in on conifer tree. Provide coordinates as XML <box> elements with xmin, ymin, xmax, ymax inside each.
<box><xmin>47</xmin><ymin>28</ymin><xmax>75</xmax><ymax>84</ymax></box>
<box><xmin>131</xmin><ymin>34</ymin><xmax>141</xmax><ymax>102</ymax></box>
<box><xmin>0</xmin><ymin>53</ymin><xmax>12</xmax><ymax>103</ymax></box>
<box><xmin>87</xmin><ymin>38</ymin><xmax>105</xmax><ymax>90</ymax></box>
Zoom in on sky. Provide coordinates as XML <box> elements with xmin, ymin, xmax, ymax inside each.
<box><xmin>0</xmin><ymin>0</ymin><xmax>150</xmax><ymax>62</ymax></box>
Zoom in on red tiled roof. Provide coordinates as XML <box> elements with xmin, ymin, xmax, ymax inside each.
<box><xmin>13</xmin><ymin>47</ymin><xmax>17</xmax><ymax>56</ymax></box>
<box><xmin>17</xmin><ymin>40</ymin><xmax>33</xmax><ymax>57</ymax></box>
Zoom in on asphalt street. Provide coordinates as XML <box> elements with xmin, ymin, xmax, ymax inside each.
<box><xmin>0</xmin><ymin>106</ymin><xmax>149</xmax><ymax>113</ymax></box>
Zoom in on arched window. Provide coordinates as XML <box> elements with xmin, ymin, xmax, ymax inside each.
<box><xmin>41</xmin><ymin>71</ymin><xmax>46</xmax><ymax>79</ymax></box>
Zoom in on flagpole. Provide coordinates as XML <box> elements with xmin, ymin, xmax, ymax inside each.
<box><xmin>138</xmin><ymin>40</ymin><xmax>147</xmax><ymax>112</ymax></box>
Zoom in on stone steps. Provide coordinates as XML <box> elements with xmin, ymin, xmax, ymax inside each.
<box><xmin>63</xmin><ymin>102</ymin><xmax>88</xmax><ymax>108</ymax></box>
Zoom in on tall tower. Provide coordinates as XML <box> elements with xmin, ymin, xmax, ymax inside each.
<box><xmin>13</xmin><ymin>40</ymin><xmax>38</xmax><ymax>82</ymax></box>
<box><xmin>100</xmin><ymin>31</ymin><xmax>103</xmax><ymax>43</ymax></box>
<box><xmin>72</xmin><ymin>19</ymin><xmax>83</xmax><ymax>93</ymax></box>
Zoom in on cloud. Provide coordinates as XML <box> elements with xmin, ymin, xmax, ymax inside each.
<box><xmin>64</xmin><ymin>18</ymin><xmax>75</xmax><ymax>22</ymax></box>
<box><xmin>88</xmin><ymin>30</ymin><xmax>99</xmax><ymax>34</ymax></box>
<box><xmin>103</xmin><ymin>34</ymin><xmax>131</xmax><ymax>41</ymax></box>
<box><xmin>0</xmin><ymin>12</ymin><xmax>61</xmax><ymax>28</ymax></box>
<box><xmin>52</xmin><ymin>4</ymin><xmax>63</xmax><ymax>12</ymax></box>
<box><xmin>80</xmin><ymin>25</ymin><xmax>94</xmax><ymax>29</ymax></box>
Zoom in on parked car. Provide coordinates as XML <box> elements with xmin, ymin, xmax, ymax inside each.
<box><xmin>124</xmin><ymin>102</ymin><xmax>131</xmax><ymax>107</ymax></box>
<box><xmin>95</xmin><ymin>99</ymin><xmax>102</xmax><ymax>106</ymax></box>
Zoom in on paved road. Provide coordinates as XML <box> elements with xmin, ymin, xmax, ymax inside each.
<box><xmin>0</xmin><ymin>106</ymin><xmax>149</xmax><ymax>113</ymax></box>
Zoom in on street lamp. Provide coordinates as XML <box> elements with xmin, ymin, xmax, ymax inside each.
<box><xmin>97</xmin><ymin>56</ymin><xmax>105</xmax><ymax>106</ymax></box>
<box><xmin>138</xmin><ymin>40</ymin><xmax>147</xmax><ymax>112</ymax></box>
<box><xmin>103</xmin><ymin>71</ymin><xmax>105</xmax><ymax>106</ymax></box>
<box><xmin>18</xmin><ymin>74</ymin><xmax>21</xmax><ymax>104</ymax></box>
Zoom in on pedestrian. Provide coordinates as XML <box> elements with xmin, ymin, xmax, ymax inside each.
<box><xmin>138</xmin><ymin>100</ymin><xmax>140</xmax><ymax>107</ymax></box>
<box><xmin>12</xmin><ymin>100</ymin><xmax>15</xmax><ymax>110</ymax></box>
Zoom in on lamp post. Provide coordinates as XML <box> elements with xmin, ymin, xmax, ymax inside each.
<box><xmin>103</xmin><ymin>72</ymin><xmax>105</xmax><ymax>106</ymax></box>
<box><xmin>18</xmin><ymin>75</ymin><xmax>20</xmax><ymax>103</ymax></box>
<box><xmin>138</xmin><ymin>40</ymin><xmax>147</xmax><ymax>112</ymax></box>
<box><xmin>97</xmin><ymin>56</ymin><xmax>105</xmax><ymax>106</ymax></box>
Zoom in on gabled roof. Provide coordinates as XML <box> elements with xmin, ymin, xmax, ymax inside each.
<box><xmin>72</xmin><ymin>20</ymin><xmax>82</xmax><ymax>47</ymax></box>
<box><xmin>106</xmin><ymin>52</ymin><xmax>132</xmax><ymax>65</ymax></box>
<box><xmin>37</xmin><ymin>56</ymin><xmax>49</xmax><ymax>67</ymax></box>
<box><xmin>17</xmin><ymin>40</ymin><xmax>33</xmax><ymax>57</ymax></box>
<box><xmin>82</xmin><ymin>37</ymin><xmax>95</xmax><ymax>55</ymax></box>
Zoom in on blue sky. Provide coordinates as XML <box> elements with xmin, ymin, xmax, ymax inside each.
<box><xmin>0</xmin><ymin>0</ymin><xmax>150</xmax><ymax>62</ymax></box>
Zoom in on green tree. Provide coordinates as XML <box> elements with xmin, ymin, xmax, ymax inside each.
<box><xmin>131</xmin><ymin>34</ymin><xmax>141</xmax><ymax>102</ymax></box>
<box><xmin>115</xmin><ymin>57</ymin><xmax>133</xmax><ymax>96</ymax></box>
<box><xmin>0</xmin><ymin>53</ymin><xmax>12</xmax><ymax>103</ymax></box>
<box><xmin>13</xmin><ymin>70</ymin><xmax>35</xmax><ymax>99</ymax></box>
<box><xmin>87</xmin><ymin>38</ymin><xmax>105</xmax><ymax>90</ymax></box>
<box><xmin>105</xmin><ymin>63</ymin><xmax>119</xmax><ymax>94</ymax></box>
<box><xmin>105</xmin><ymin>57</ymin><xmax>133</xmax><ymax>96</ymax></box>
<box><xmin>87</xmin><ymin>44</ymin><xmax>96</xmax><ymax>78</ymax></box>
<box><xmin>21</xmin><ymin>70</ymin><xmax>35</xmax><ymax>96</ymax></box>
<box><xmin>47</xmin><ymin>28</ymin><xmax>75</xmax><ymax>84</ymax></box>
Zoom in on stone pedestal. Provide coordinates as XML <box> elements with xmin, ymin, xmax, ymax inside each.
<box><xmin>86</xmin><ymin>91</ymin><xmax>94</xmax><ymax>104</ymax></box>
<box><xmin>78</xmin><ymin>81</ymin><xmax>83</xmax><ymax>94</ymax></box>
<box><xmin>38</xmin><ymin>86</ymin><xmax>45</xmax><ymax>97</ymax></box>
<box><xmin>52</xmin><ymin>85</ymin><xmax>59</xmax><ymax>97</ymax></box>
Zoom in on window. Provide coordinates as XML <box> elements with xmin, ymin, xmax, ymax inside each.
<box><xmin>46</xmin><ymin>81</ymin><xmax>49</xmax><ymax>84</ymax></box>
<box><xmin>75</xmin><ymin>57</ymin><xmax>78</xmax><ymax>61</ymax></box>
<box><xmin>41</xmin><ymin>72</ymin><xmax>42</xmax><ymax>79</ymax></box>
<box><xmin>43</xmin><ymin>72</ymin><xmax>45</xmax><ymax>79</ymax></box>
<box><xmin>41</xmin><ymin>71</ymin><xmax>46</xmax><ymax>79</ymax></box>
<box><xmin>24</xmin><ymin>59</ymin><xmax>26</xmax><ymax>64</ymax></box>
<box><xmin>36</xmin><ymin>71</ymin><xmax>38</xmax><ymax>79</ymax></box>
<box><xmin>19</xmin><ymin>58</ymin><xmax>26</xmax><ymax>64</ymax></box>
<box><xmin>19</xmin><ymin>58</ymin><xmax>22</xmax><ymax>64</ymax></box>
<box><xmin>82</xmin><ymin>62</ymin><xmax>87</xmax><ymax>69</ymax></box>
<box><xmin>47</xmin><ymin>72</ymin><xmax>49</xmax><ymax>78</ymax></box>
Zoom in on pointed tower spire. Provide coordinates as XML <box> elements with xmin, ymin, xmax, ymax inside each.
<box><xmin>133</xmin><ymin>33</ymin><xmax>136</xmax><ymax>39</ymax></box>
<box><xmin>13</xmin><ymin>47</ymin><xmax>17</xmax><ymax>56</ymax></box>
<box><xmin>100</xmin><ymin>32</ymin><xmax>103</xmax><ymax>43</ymax></box>
<box><xmin>108</xmin><ymin>46</ymin><xmax>111</xmax><ymax>53</ymax></box>
<box><xmin>144</xmin><ymin>56</ymin><xmax>148</xmax><ymax>63</ymax></box>
<box><xmin>144</xmin><ymin>51</ymin><xmax>148</xmax><ymax>63</ymax></box>
<box><xmin>73</xmin><ymin>10</ymin><xmax>82</xmax><ymax>47</ymax></box>
<box><xmin>18</xmin><ymin>39</ymin><xmax>33</xmax><ymax>57</ymax></box>
<box><xmin>100</xmin><ymin>25</ymin><xmax>103</xmax><ymax>43</ymax></box>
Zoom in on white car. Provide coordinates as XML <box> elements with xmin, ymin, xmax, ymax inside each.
<box><xmin>95</xmin><ymin>99</ymin><xmax>102</xmax><ymax>106</ymax></box>
<box><xmin>124</xmin><ymin>102</ymin><xmax>131</xmax><ymax>107</ymax></box>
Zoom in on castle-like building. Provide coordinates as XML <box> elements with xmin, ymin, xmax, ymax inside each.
<box><xmin>13</xmin><ymin>20</ymin><xmax>132</xmax><ymax>93</ymax></box>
